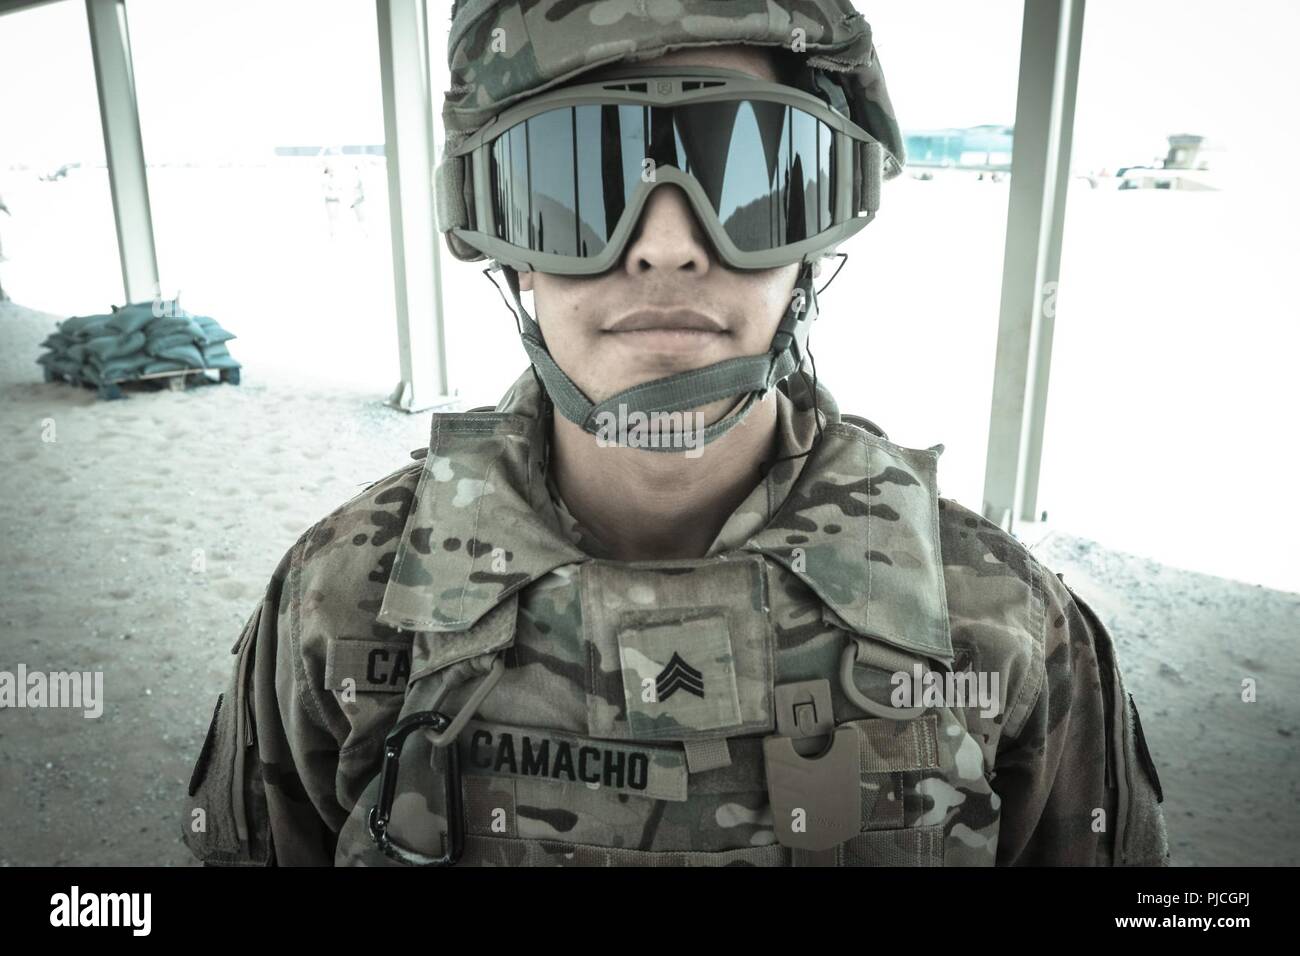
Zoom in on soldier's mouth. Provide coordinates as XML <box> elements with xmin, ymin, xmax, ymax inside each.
<box><xmin>605</xmin><ymin>309</ymin><xmax>726</xmax><ymax>334</ymax></box>
<box><xmin>609</xmin><ymin>327</ymin><xmax>727</xmax><ymax>347</ymax></box>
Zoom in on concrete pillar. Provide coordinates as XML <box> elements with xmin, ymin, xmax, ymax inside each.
<box><xmin>85</xmin><ymin>0</ymin><xmax>159</xmax><ymax>305</ymax></box>
<box><xmin>982</xmin><ymin>0</ymin><xmax>1086</xmax><ymax>531</ymax></box>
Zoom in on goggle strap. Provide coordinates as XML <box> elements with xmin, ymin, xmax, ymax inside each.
<box><xmin>860</xmin><ymin>140</ymin><xmax>883</xmax><ymax>215</ymax></box>
<box><xmin>503</xmin><ymin>267</ymin><xmax>599</xmax><ymax>426</ymax></box>
<box><xmin>436</xmin><ymin>155</ymin><xmax>470</xmax><ymax>233</ymax></box>
<box><xmin>521</xmin><ymin>325</ymin><xmax>600</xmax><ymax>427</ymax></box>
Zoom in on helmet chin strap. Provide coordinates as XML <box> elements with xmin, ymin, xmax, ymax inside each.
<box><xmin>498</xmin><ymin>263</ymin><xmax>819</xmax><ymax>451</ymax></box>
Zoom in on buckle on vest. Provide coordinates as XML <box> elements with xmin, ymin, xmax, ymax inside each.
<box><xmin>839</xmin><ymin>641</ymin><xmax>927</xmax><ymax>721</ymax></box>
<box><xmin>763</xmin><ymin>679</ymin><xmax>862</xmax><ymax>853</ymax></box>
<box><xmin>367</xmin><ymin>657</ymin><xmax>505</xmax><ymax>866</ymax></box>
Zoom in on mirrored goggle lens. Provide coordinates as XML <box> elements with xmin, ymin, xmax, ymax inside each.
<box><xmin>487</xmin><ymin>101</ymin><xmax>839</xmax><ymax>259</ymax></box>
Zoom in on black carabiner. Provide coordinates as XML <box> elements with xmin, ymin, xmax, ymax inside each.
<box><xmin>367</xmin><ymin>710</ymin><xmax>466</xmax><ymax>866</ymax></box>
<box><xmin>366</xmin><ymin>656</ymin><xmax>505</xmax><ymax>866</ymax></box>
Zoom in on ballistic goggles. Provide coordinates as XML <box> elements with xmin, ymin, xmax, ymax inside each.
<box><xmin>449</xmin><ymin>67</ymin><xmax>885</xmax><ymax>274</ymax></box>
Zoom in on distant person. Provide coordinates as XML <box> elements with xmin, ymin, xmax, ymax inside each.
<box><xmin>321</xmin><ymin>160</ymin><xmax>343</xmax><ymax>238</ymax></box>
<box><xmin>348</xmin><ymin>162</ymin><xmax>367</xmax><ymax>236</ymax></box>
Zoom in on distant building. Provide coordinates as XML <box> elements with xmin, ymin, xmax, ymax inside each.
<box><xmin>1163</xmin><ymin>134</ymin><xmax>1206</xmax><ymax>170</ymax></box>
<box><xmin>903</xmin><ymin>125</ymin><xmax>1014</xmax><ymax>171</ymax></box>
<box><xmin>1116</xmin><ymin>133</ymin><xmax>1223</xmax><ymax>191</ymax></box>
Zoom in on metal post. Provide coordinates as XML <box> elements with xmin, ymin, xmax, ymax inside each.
<box><xmin>981</xmin><ymin>0</ymin><xmax>1086</xmax><ymax>532</ymax></box>
<box><xmin>85</xmin><ymin>0</ymin><xmax>158</xmax><ymax>305</ymax></box>
<box><xmin>376</xmin><ymin>0</ymin><xmax>452</xmax><ymax>412</ymax></box>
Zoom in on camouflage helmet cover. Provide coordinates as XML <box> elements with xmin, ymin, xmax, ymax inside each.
<box><xmin>437</xmin><ymin>0</ymin><xmax>906</xmax><ymax>261</ymax></box>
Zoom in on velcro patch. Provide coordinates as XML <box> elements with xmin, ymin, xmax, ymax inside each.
<box><xmin>617</xmin><ymin>610</ymin><xmax>742</xmax><ymax>737</ymax></box>
<box><xmin>581</xmin><ymin>556</ymin><xmax>774</xmax><ymax>741</ymax></box>
<box><xmin>324</xmin><ymin>640</ymin><xmax>412</xmax><ymax>693</ymax></box>
<box><xmin>456</xmin><ymin>719</ymin><xmax>688</xmax><ymax>802</ymax></box>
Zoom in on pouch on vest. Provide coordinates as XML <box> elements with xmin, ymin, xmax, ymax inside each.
<box><xmin>182</xmin><ymin>605</ymin><xmax>274</xmax><ymax>866</ymax></box>
<box><xmin>1067</xmin><ymin>582</ymin><xmax>1170</xmax><ymax>866</ymax></box>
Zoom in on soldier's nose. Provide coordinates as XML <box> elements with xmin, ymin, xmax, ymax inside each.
<box><xmin>622</xmin><ymin>186</ymin><xmax>712</xmax><ymax>277</ymax></box>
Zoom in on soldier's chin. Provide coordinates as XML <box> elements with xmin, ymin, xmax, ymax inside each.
<box><xmin>612</xmin><ymin>349</ymin><xmax>725</xmax><ymax>385</ymax></box>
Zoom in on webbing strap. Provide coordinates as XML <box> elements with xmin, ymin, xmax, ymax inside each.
<box><xmin>793</xmin><ymin>847</ymin><xmax>839</xmax><ymax>867</ymax></box>
<box><xmin>504</xmin><ymin>265</ymin><xmax>817</xmax><ymax>450</ymax></box>
<box><xmin>861</xmin><ymin>140</ymin><xmax>883</xmax><ymax>215</ymax></box>
<box><xmin>682</xmin><ymin>737</ymin><xmax>733</xmax><ymax>773</ymax></box>
<box><xmin>852</xmin><ymin>140</ymin><xmax>885</xmax><ymax>216</ymax></box>
<box><xmin>435</xmin><ymin>157</ymin><xmax>469</xmax><ymax>231</ymax></box>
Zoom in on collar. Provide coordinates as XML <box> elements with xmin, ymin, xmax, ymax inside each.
<box><xmin>379</xmin><ymin>368</ymin><xmax>951</xmax><ymax>662</ymax></box>
<box><xmin>377</xmin><ymin>370</ymin><xmax>587</xmax><ymax>632</ymax></box>
<box><xmin>742</xmin><ymin>417</ymin><xmax>953</xmax><ymax>661</ymax></box>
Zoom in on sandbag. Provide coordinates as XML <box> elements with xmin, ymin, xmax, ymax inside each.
<box><xmin>142</xmin><ymin>359</ymin><xmax>190</xmax><ymax>375</ymax></box>
<box><xmin>152</xmin><ymin>343</ymin><xmax>205</xmax><ymax>368</ymax></box>
<box><xmin>106</xmin><ymin>302</ymin><xmax>161</xmax><ymax>336</ymax></box>
<box><xmin>204</xmin><ymin>354</ymin><xmax>241</xmax><ymax>370</ymax></box>
<box><xmin>42</xmin><ymin>304</ymin><xmax>239</xmax><ymax>390</ymax></box>
<box><xmin>84</xmin><ymin>330</ymin><xmax>147</xmax><ymax>362</ymax></box>
<box><xmin>192</xmin><ymin>315</ymin><xmax>237</xmax><ymax>345</ymax></box>
<box><xmin>83</xmin><ymin>353</ymin><xmax>152</xmax><ymax>384</ymax></box>
<box><xmin>61</xmin><ymin>314</ymin><xmax>113</xmax><ymax>338</ymax></box>
<box><xmin>146</xmin><ymin>316</ymin><xmax>205</xmax><ymax>339</ymax></box>
<box><xmin>147</xmin><ymin>331</ymin><xmax>202</xmax><ymax>355</ymax></box>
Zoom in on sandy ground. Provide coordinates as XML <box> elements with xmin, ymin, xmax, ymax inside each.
<box><xmin>1032</xmin><ymin>533</ymin><xmax>1300</xmax><ymax>866</ymax></box>
<box><xmin>1</xmin><ymin>298</ymin><xmax>1297</xmax><ymax>866</ymax></box>
<box><xmin>0</xmin><ymin>300</ymin><xmax>429</xmax><ymax>866</ymax></box>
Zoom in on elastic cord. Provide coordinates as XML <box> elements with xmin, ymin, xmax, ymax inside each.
<box><xmin>483</xmin><ymin>265</ymin><xmax>548</xmax><ymax>402</ymax></box>
<box><xmin>758</xmin><ymin>338</ymin><xmax>824</xmax><ymax>480</ymax></box>
<box><xmin>754</xmin><ymin>250</ymin><xmax>846</xmax><ymax>477</ymax></box>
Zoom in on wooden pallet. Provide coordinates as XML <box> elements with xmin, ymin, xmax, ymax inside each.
<box><xmin>43</xmin><ymin>365</ymin><xmax>240</xmax><ymax>400</ymax></box>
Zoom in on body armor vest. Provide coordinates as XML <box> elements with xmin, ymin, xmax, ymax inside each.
<box><xmin>329</xmin><ymin>379</ymin><xmax>1005</xmax><ymax>866</ymax></box>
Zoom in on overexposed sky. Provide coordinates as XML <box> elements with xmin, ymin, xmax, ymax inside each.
<box><xmin>1</xmin><ymin>0</ymin><xmax>1298</xmax><ymax>173</ymax></box>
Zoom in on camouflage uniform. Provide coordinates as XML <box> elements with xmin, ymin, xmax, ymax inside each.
<box><xmin>181</xmin><ymin>369</ymin><xmax>1168</xmax><ymax>866</ymax></box>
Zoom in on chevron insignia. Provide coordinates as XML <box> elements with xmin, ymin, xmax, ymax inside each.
<box><xmin>654</xmin><ymin>653</ymin><xmax>704</xmax><ymax>701</ymax></box>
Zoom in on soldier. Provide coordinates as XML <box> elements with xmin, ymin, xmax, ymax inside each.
<box><xmin>182</xmin><ymin>0</ymin><xmax>1168</xmax><ymax>867</ymax></box>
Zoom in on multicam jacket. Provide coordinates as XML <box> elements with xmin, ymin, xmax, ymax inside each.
<box><xmin>182</xmin><ymin>369</ymin><xmax>1169</xmax><ymax>866</ymax></box>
